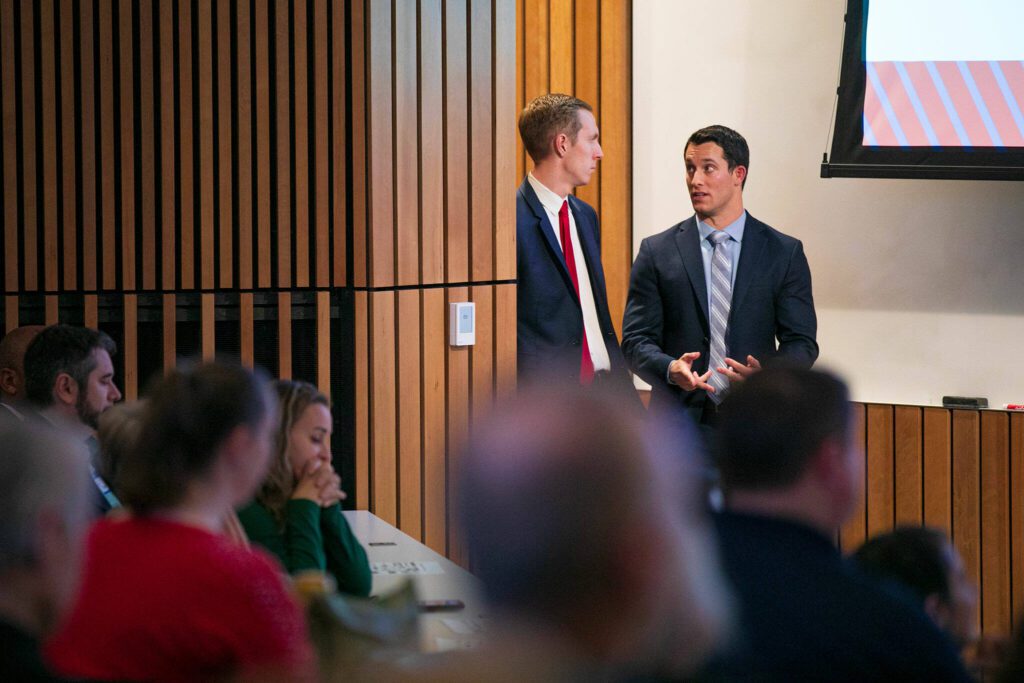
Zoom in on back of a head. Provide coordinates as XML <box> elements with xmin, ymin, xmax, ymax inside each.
<box><xmin>96</xmin><ymin>399</ymin><xmax>149</xmax><ymax>495</ymax></box>
<box><xmin>0</xmin><ymin>422</ymin><xmax>90</xmax><ymax>574</ymax></box>
<box><xmin>23</xmin><ymin>325</ymin><xmax>116</xmax><ymax>408</ymax></box>
<box><xmin>458</xmin><ymin>389</ymin><xmax>644</xmax><ymax>616</ymax></box>
<box><xmin>518</xmin><ymin>93</ymin><xmax>592</xmax><ymax>163</ymax></box>
<box><xmin>717</xmin><ymin>366</ymin><xmax>850</xmax><ymax>492</ymax></box>
<box><xmin>116</xmin><ymin>361</ymin><xmax>271</xmax><ymax>515</ymax></box>
<box><xmin>853</xmin><ymin>527</ymin><xmax>951</xmax><ymax>606</ymax></box>
<box><xmin>0</xmin><ymin>325</ymin><xmax>45</xmax><ymax>400</ymax></box>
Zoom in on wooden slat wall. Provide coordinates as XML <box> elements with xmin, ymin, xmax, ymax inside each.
<box><xmin>349</xmin><ymin>0</ymin><xmax>517</xmax><ymax>560</ymax></box>
<box><xmin>843</xmin><ymin>403</ymin><xmax>1024</xmax><ymax>638</ymax></box>
<box><xmin>516</xmin><ymin>0</ymin><xmax>632</xmax><ymax>335</ymax></box>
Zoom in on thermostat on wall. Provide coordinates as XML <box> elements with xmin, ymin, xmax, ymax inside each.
<box><xmin>449</xmin><ymin>302</ymin><xmax>475</xmax><ymax>346</ymax></box>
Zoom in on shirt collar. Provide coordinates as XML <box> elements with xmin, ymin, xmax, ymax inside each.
<box><xmin>697</xmin><ymin>210</ymin><xmax>747</xmax><ymax>244</ymax></box>
<box><xmin>527</xmin><ymin>173</ymin><xmax>570</xmax><ymax>216</ymax></box>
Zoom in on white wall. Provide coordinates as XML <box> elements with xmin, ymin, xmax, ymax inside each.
<box><xmin>632</xmin><ymin>0</ymin><xmax>1024</xmax><ymax>407</ymax></box>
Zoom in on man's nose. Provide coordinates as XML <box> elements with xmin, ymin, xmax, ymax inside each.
<box><xmin>595</xmin><ymin>143</ymin><xmax>603</xmax><ymax>160</ymax></box>
<box><xmin>111</xmin><ymin>384</ymin><xmax>122</xmax><ymax>402</ymax></box>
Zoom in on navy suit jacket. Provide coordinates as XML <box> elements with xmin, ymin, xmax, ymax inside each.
<box><xmin>516</xmin><ymin>178</ymin><xmax>633</xmax><ymax>395</ymax></box>
<box><xmin>621</xmin><ymin>213</ymin><xmax>817</xmax><ymax>420</ymax></box>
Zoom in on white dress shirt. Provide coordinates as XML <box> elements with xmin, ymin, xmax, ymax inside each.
<box><xmin>527</xmin><ymin>173</ymin><xmax>612</xmax><ymax>373</ymax></box>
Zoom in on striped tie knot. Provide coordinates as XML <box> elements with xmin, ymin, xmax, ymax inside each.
<box><xmin>708</xmin><ymin>230</ymin><xmax>730</xmax><ymax>247</ymax></box>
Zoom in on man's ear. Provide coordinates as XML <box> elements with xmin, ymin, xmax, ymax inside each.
<box><xmin>733</xmin><ymin>165</ymin><xmax>747</xmax><ymax>186</ymax></box>
<box><xmin>553</xmin><ymin>132</ymin><xmax>569</xmax><ymax>158</ymax></box>
<box><xmin>0</xmin><ymin>367</ymin><xmax>19</xmax><ymax>397</ymax></box>
<box><xmin>53</xmin><ymin>373</ymin><xmax>79</xmax><ymax>407</ymax></box>
<box><xmin>923</xmin><ymin>593</ymin><xmax>951</xmax><ymax>631</ymax></box>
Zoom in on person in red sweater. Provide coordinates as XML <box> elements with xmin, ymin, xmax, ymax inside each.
<box><xmin>46</xmin><ymin>361</ymin><xmax>313</xmax><ymax>683</ymax></box>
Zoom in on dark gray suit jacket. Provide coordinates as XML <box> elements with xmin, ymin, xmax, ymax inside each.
<box><xmin>621</xmin><ymin>213</ymin><xmax>818</xmax><ymax>420</ymax></box>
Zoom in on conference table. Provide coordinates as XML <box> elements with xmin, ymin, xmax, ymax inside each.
<box><xmin>343</xmin><ymin>510</ymin><xmax>488</xmax><ymax>653</ymax></box>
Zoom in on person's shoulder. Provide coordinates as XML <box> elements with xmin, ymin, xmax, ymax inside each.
<box><xmin>641</xmin><ymin>217</ymin><xmax>694</xmax><ymax>248</ymax></box>
<box><xmin>746</xmin><ymin>213</ymin><xmax>802</xmax><ymax>247</ymax></box>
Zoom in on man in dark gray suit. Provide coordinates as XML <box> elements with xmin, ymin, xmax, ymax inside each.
<box><xmin>622</xmin><ymin>125</ymin><xmax>817</xmax><ymax>426</ymax></box>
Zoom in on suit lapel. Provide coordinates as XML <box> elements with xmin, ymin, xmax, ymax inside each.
<box><xmin>673</xmin><ymin>218</ymin><xmax>709</xmax><ymax>326</ymax></box>
<box><xmin>519</xmin><ymin>179</ymin><xmax>576</xmax><ymax>297</ymax></box>
<box><xmin>731</xmin><ymin>213</ymin><xmax>767</xmax><ymax>319</ymax></box>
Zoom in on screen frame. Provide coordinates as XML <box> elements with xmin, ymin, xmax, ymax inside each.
<box><xmin>822</xmin><ymin>0</ymin><xmax>1024</xmax><ymax>181</ymax></box>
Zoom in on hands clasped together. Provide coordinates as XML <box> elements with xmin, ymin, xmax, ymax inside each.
<box><xmin>291</xmin><ymin>459</ymin><xmax>347</xmax><ymax>508</ymax></box>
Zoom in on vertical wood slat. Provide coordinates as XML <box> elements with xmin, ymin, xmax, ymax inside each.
<box><xmin>4</xmin><ymin>297</ymin><xmax>17</xmax><ymax>333</ymax></box>
<box><xmin>952</xmin><ymin>410</ymin><xmax>981</xmax><ymax>634</ymax></box>
<box><xmin>83</xmin><ymin>295</ymin><xmax>98</xmax><ymax>330</ymax></box>
<box><xmin>395</xmin><ymin>0</ymin><xmax>419</xmax><ymax>286</ymax></box>
<box><xmin>178</xmin><ymin>0</ymin><xmax>195</xmax><ymax>289</ymax></box>
<box><xmin>515</xmin><ymin>0</ymin><xmax>524</xmax><ymax>182</ymax></box>
<box><xmin>1011</xmin><ymin>414</ymin><xmax>1024</xmax><ymax>628</ymax></box>
<box><xmin>493</xmin><ymin>0</ymin><xmax>517</xmax><ymax>281</ymax></box>
<box><xmin>330</xmin><ymin>0</ymin><xmax>346</xmax><ymax>286</ymax></box>
<box><xmin>470</xmin><ymin>286</ymin><xmax>494</xmax><ymax>419</ymax></box>
<box><xmin>495</xmin><ymin>284</ymin><xmax>517</xmax><ymax>399</ymax></box>
<box><xmin>119</xmin><ymin>0</ymin><xmax>136</xmax><ymax>290</ymax></box>
<box><xmin>254</xmin><ymin>0</ymin><xmax>271</xmax><ymax>288</ymax></box>
<box><xmin>923</xmin><ymin>407</ymin><xmax>953</xmax><ymax>533</ymax></box>
<box><xmin>45</xmin><ymin>295</ymin><xmax>58</xmax><ymax>325</ymax></box>
<box><xmin>422</xmin><ymin>288</ymin><xmax>447</xmax><ymax>551</ymax></box>
<box><xmin>240</xmin><ymin>292</ymin><xmax>254</xmax><ymax>368</ymax></box>
<box><xmin>277</xmin><ymin>292</ymin><xmax>292</xmax><ymax>379</ymax></box>
<box><xmin>2</xmin><ymin>0</ymin><xmax>18</xmax><ymax>293</ymax></box>
<box><xmin>840</xmin><ymin>403</ymin><xmax>867</xmax><ymax>553</ymax></box>
<box><xmin>350</xmin><ymin>0</ymin><xmax>367</xmax><ymax>287</ymax></box>
<box><xmin>420</xmin><ymin>0</ymin><xmax>443</xmax><ymax>285</ymax></box>
<box><xmin>293</xmin><ymin>0</ymin><xmax>310</xmax><ymax>288</ymax></box>
<box><xmin>866</xmin><ymin>404</ymin><xmax>895</xmax><ymax>537</ymax></box>
<box><xmin>573</xmin><ymin>0</ymin><xmax>599</xmax><ymax>211</ymax></box>
<box><xmin>237</xmin><ymin>0</ymin><xmax>253</xmax><ymax>290</ymax></box>
<box><xmin>548</xmin><ymin>0</ymin><xmax>573</xmax><ymax>94</ymax></box>
<box><xmin>198</xmin><ymin>2</ymin><xmax>214</xmax><ymax>290</ymax></box>
<box><xmin>354</xmin><ymin>292</ymin><xmax>370</xmax><ymax>508</ymax></box>
<box><xmin>599</xmin><ymin>0</ymin><xmax>631</xmax><ymax>336</ymax></box>
<box><xmin>98</xmin><ymin>0</ymin><xmax>115</xmax><ymax>290</ymax></box>
<box><xmin>981</xmin><ymin>412</ymin><xmax>1012</xmax><ymax>635</ymax></box>
<box><xmin>446</xmin><ymin>286</ymin><xmax>471</xmax><ymax>566</ymax></box>
<box><xmin>371</xmin><ymin>291</ymin><xmax>397</xmax><ymax>524</ymax></box>
<box><xmin>59</xmin><ymin>0</ymin><xmax>77</xmax><ymax>290</ymax></box>
<box><xmin>123</xmin><ymin>294</ymin><xmax>138</xmax><ymax>399</ymax></box>
<box><xmin>397</xmin><ymin>290</ymin><xmax>422</xmax><ymax>539</ymax></box>
<box><xmin>469</xmin><ymin>0</ymin><xmax>493</xmax><ymax>283</ymax></box>
<box><xmin>444</xmin><ymin>0</ymin><xmax>469</xmax><ymax>283</ymax></box>
<box><xmin>316</xmin><ymin>291</ymin><xmax>331</xmax><ymax>399</ymax></box>
<box><xmin>314</xmin><ymin>0</ymin><xmax>330</xmax><ymax>288</ymax></box>
<box><xmin>162</xmin><ymin>294</ymin><xmax>175</xmax><ymax>372</ymax></box>
<box><xmin>217</xmin><ymin>0</ymin><xmax>233</xmax><ymax>289</ymax></box>
<box><xmin>138</xmin><ymin>0</ymin><xmax>155</xmax><ymax>290</ymax></box>
<box><xmin>201</xmin><ymin>293</ymin><xmax>215</xmax><ymax>361</ymax></box>
<box><xmin>41</xmin><ymin>0</ymin><xmax>58</xmax><ymax>293</ymax></box>
<box><xmin>159</xmin><ymin>0</ymin><xmax>175</xmax><ymax>291</ymax></box>
<box><xmin>275</xmin><ymin>0</ymin><xmax>291</xmax><ymax>288</ymax></box>
<box><xmin>893</xmin><ymin>406</ymin><xmax>923</xmax><ymax>525</ymax></box>
<box><xmin>368</xmin><ymin>0</ymin><xmax>393</xmax><ymax>287</ymax></box>
<box><xmin>22</xmin><ymin>0</ymin><xmax>37</xmax><ymax>291</ymax></box>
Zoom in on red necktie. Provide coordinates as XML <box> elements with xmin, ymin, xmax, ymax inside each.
<box><xmin>559</xmin><ymin>200</ymin><xmax>595</xmax><ymax>385</ymax></box>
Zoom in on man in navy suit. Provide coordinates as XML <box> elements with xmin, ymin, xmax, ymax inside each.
<box><xmin>622</xmin><ymin>125</ymin><xmax>817</xmax><ymax>426</ymax></box>
<box><xmin>517</xmin><ymin>94</ymin><xmax>634</xmax><ymax>398</ymax></box>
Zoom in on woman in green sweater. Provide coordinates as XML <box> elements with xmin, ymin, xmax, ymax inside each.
<box><xmin>238</xmin><ymin>380</ymin><xmax>372</xmax><ymax>596</ymax></box>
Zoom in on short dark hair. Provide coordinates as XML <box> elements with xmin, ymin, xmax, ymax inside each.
<box><xmin>717</xmin><ymin>367</ymin><xmax>850</xmax><ymax>491</ymax></box>
<box><xmin>23</xmin><ymin>325</ymin><xmax>117</xmax><ymax>408</ymax></box>
<box><xmin>518</xmin><ymin>93</ymin><xmax>593</xmax><ymax>163</ymax></box>
<box><xmin>853</xmin><ymin>527</ymin><xmax>952</xmax><ymax>604</ymax></box>
<box><xmin>116</xmin><ymin>361</ymin><xmax>272</xmax><ymax>514</ymax></box>
<box><xmin>686</xmin><ymin>125</ymin><xmax>750</xmax><ymax>188</ymax></box>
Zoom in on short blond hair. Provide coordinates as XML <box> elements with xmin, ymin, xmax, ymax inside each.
<box><xmin>518</xmin><ymin>93</ymin><xmax>592</xmax><ymax>163</ymax></box>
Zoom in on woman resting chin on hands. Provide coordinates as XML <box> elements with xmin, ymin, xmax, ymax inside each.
<box><xmin>238</xmin><ymin>381</ymin><xmax>372</xmax><ymax>596</ymax></box>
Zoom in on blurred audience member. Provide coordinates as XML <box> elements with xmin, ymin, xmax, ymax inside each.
<box><xmin>0</xmin><ymin>424</ymin><xmax>91</xmax><ymax>682</ymax></box>
<box><xmin>239</xmin><ymin>380</ymin><xmax>370</xmax><ymax>595</ymax></box>
<box><xmin>704</xmin><ymin>367</ymin><xmax>970</xmax><ymax>681</ymax></box>
<box><xmin>46</xmin><ymin>362</ymin><xmax>313</xmax><ymax>682</ymax></box>
<box><xmin>97</xmin><ymin>399</ymin><xmax>250</xmax><ymax>547</ymax></box>
<box><xmin>854</xmin><ymin>526</ymin><xmax>978</xmax><ymax>649</ymax></box>
<box><xmin>435</xmin><ymin>388</ymin><xmax>730</xmax><ymax>682</ymax></box>
<box><xmin>23</xmin><ymin>325</ymin><xmax>122</xmax><ymax>514</ymax></box>
<box><xmin>0</xmin><ymin>325</ymin><xmax>44</xmax><ymax>423</ymax></box>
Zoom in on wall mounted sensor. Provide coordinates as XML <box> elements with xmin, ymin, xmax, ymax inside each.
<box><xmin>449</xmin><ymin>302</ymin><xmax>475</xmax><ymax>346</ymax></box>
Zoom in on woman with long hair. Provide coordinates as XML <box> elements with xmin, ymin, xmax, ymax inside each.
<box><xmin>238</xmin><ymin>380</ymin><xmax>371</xmax><ymax>596</ymax></box>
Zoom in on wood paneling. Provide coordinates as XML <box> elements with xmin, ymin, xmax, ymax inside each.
<box><xmin>518</xmin><ymin>0</ymin><xmax>632</xmax><ymax>334</ymax></box>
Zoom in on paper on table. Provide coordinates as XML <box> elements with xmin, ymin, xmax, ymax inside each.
<box><xmin>435</xmin><ymin>636</ymin><xmax>484</xmax><ymax>652</ymax></box>
<box><xmin>371</xmin><ymin>560</ymin><xmax>444</xmax><ymax>575</ymax></box>
<box><xmin>441</xmin><ymin>617</ymin><xmax>487</xmax><ymax>635</ymax></box>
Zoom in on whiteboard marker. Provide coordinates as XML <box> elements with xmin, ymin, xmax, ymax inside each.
<box><xmin>1005</xmin><ymin>404</ymin><xmax>1024</xmax><ymax>411</ymax></box>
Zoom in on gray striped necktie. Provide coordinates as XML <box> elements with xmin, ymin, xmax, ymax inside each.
<box><xmin>707</xmin><ymin>230</ymin><xmax>732</xmax><ymax>403</ymax></box>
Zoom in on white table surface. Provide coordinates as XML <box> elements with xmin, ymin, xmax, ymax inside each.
<box><xmin>343</xmin><ymin>510</ymin><xmax>488</xmax><ymax>652</ymax></box>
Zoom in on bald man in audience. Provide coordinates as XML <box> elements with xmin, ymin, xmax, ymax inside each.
<box><xmin>705</xmin><ymin>367</ymin><xmax>971</xmax><ymax>682</ymax></box>
<box><xmin>427</xmin><ymin>388</ymin><xmax>731</xmax><ymax>682</ymax></box>
<box><xmin>0</xmin><ymin>424</ymin><xmax>92</xmax><ymax>681</ymax></box>
<box><xmin>0</xmin><ymin>325</ymin><xmax>44</xmax><ymax>423</ymax></box>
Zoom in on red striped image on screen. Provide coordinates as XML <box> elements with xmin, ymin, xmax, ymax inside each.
<box><xmin>863</xmin><ymin>60</ymin><xmax>1024</xmax><ymax>147</ymax></box>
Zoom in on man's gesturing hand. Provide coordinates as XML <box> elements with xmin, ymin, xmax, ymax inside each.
<box><xmin>669</xmin><ymin>351</ymin><xmax>715</xmax><ymax>392</ymax></box>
